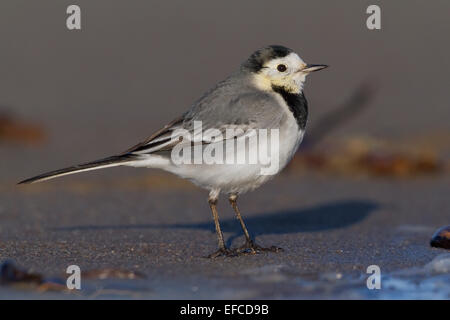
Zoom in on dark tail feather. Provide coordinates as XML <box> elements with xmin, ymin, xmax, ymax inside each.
<box><xmin>18</xmin><ymin>155</ymin><xmax>136</xmax><ymax>185</ymax></box>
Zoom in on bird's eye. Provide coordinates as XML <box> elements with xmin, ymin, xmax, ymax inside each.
<box><xmin>277</xmin><ymin>64</ymin><xmax>287</xmax><ymax>72</ymax></box>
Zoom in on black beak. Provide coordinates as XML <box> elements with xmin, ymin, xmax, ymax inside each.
<box><xmin>302</xmin><ymin>64</ymin><xmax>328</xmax><ymax>73</ymax></box>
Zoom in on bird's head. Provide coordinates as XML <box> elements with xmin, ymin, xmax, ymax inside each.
<box><xmin>242</xmin><ymin>45</ymin><xmax>327</xmax><ymax>94</ymax></box>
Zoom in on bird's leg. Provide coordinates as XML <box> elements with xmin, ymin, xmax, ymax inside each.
<box><xmin>229</xmin><ymin>194</ymin><xmax>283</xmax><ymax>254</ymax></box>
<box><xmin>228</xmin><ymin>194</ymin><xmax>252</xmax><ymax>245</ymax></box>
<box><xmin>207</xmin><ymin>191</ymin><xmax>235</xmax><ymax>258</ymax></box>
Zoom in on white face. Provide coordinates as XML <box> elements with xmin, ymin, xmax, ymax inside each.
<box><xmin>256</xmin><ymin>52</ymin><xmax>308</xmax><ymax>93</ymax></box>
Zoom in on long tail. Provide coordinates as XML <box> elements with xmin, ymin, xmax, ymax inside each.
<box><xmin>18</xmin><ymin>154</ymin><xmax>137</xmax><ymax>185</ymax></box>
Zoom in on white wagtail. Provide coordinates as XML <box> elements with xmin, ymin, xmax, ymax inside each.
<box><xmin>19</xmin><ymin>45</ymin><xmax>327</xmax><ymax>258</ymax></box>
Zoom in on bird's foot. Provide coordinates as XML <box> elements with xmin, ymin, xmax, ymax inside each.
<box><xmin>207</xmin><ymin>247</ymin><xmax>237</xmax><ymax>259</ymax></box>
<box><xmin>236</xmin><ymin>240</ymin><xmax>284</xmax><ymax>255</ymax></box>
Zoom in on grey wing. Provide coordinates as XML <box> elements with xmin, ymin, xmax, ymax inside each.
<box><xmin>121</xmin><ymin>116</ymin><xmax>185</xmax><ymax>155</ymax></box>
<box><xmin>124</xmin><ymin>87</ymin><xmax>283</xmax><ymax>156</ymax></box>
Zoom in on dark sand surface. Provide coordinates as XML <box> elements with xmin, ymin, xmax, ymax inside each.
<box><xmin>0</xmin><ymin>0</ymin><xmax>449</xmax><ymax>299</ymax></box>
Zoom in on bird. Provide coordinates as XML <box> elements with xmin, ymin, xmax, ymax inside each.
<box><xmin>19</xmin><ymin>45</ymin><xmax>327</xmax><ymax>258</ymax></box>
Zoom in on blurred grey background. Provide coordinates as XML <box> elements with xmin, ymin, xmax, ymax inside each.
<box><xmin>0</xmin><ymin>0</ymin><xmax>449</xmax><ymax>181</ymax></box>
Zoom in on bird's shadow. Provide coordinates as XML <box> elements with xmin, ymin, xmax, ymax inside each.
<box><xmin>52</xmin><ymin>200</ymin><xmax>378</xmax><ymax>247</ymax></box>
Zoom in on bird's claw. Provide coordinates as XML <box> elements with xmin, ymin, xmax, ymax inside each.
<box><xmin>236</xmin><ymin>240</ymin><xmax>284</xmax><ymax>255</ymax></box>
<box><xmin>206</xmin><ymin>241</ymin><xmax>283</xmax><ymax>258</ymax></box>
<box><xmin>207</xmin><ymin>247</ymin><xmax>237</xmax><ymax>258</ymax></box>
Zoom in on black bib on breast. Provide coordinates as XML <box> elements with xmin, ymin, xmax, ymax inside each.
<box><xmin>271</xmin><ymin>85</ymin><xmax>308</xmax><ymax>130</ymax></box>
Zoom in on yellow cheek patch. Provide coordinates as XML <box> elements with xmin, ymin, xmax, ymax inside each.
<box><xmin>252</xmin><ymin>73</ymin><xmax>272</xmax><ymax>91</ymax></box>
<box><xmin>271</xmin><ymin>78</ymin><xmax>300</xmax><ymax>94</ymax></box>
<box><xmin>252</xmin><ymin>74</ymin><xmax>300</xmax><ymax>94</ymax></box>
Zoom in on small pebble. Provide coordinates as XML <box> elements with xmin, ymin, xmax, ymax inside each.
<box><xmin>430</xmin><ymin>225</ymin><xmax>450</xmax><ymax>249</ymax></box>
<box><xmin>0</xmin><ymin>260</ymin><xmax>43</xmax><ymax>285</ymax></box>
<box><xmin>0</xmin><ymin>260</ymin><xmax>68</xmax><ymax>292</ymax></box>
